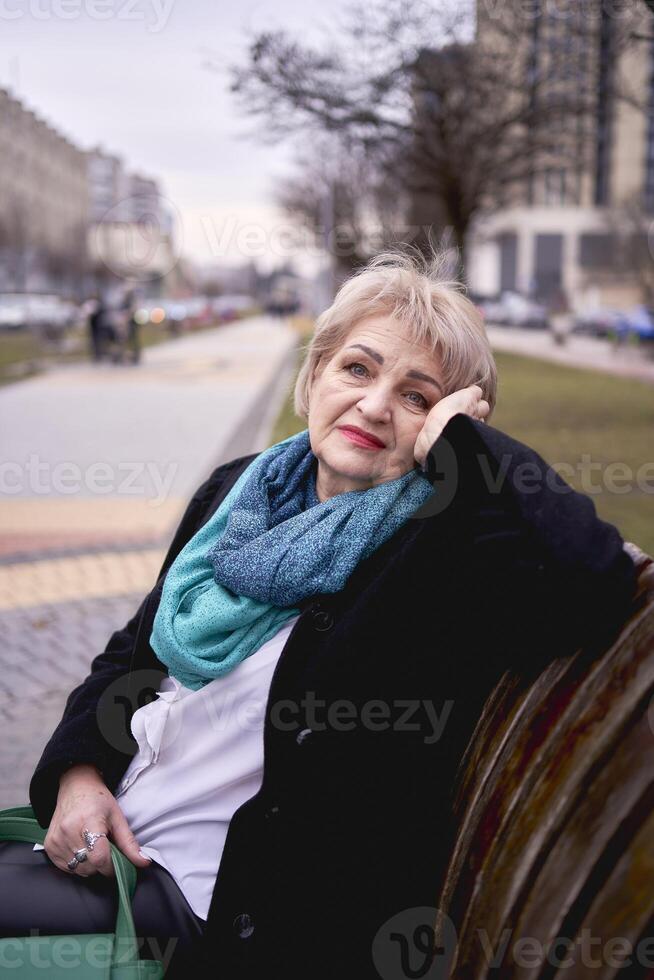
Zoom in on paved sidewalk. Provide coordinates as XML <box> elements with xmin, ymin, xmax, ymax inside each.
<box><xmin>486</xmin><ymin>324</ymin><xmax>654</xmax><ymax>384</ymax></box>
<box><xmin>0</xmin><ymin>316</ymin><xmax>298</xmax><ymax>808</ymax></box>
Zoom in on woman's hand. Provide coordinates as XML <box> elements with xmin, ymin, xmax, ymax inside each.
<box><xmin>43</xmin><ymin>763</ymin><xmax>152</xmax><ymax>878</ymax></box>
<box><xmin>414</xmin><ymin>384</ymin><xmax>490</xmax><ymax>468</ymax></box>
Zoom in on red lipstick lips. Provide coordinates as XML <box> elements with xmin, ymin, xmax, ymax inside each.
<box><xmin>338</xmin><ymin>425</ymin><xmax>386</xmax><ymax>450</ymax></box>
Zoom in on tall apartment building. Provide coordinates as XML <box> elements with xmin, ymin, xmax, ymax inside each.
<box><xmin>0</xmin><ymin>93</ymin><xmax>176</xmax><ymax>296</ymax></box>
<box><xmin>86</xmin><ymin>148</ymin><xmax>131</xmax><ymax>223</ymax></box>
<box><xmin>0</xmin><ymin>87</ymin><xmax>89</xmax><ymax>293</ymax></box>
<box><xmin>86</xmin><ymin>146</ymin><xmax>176</xmax><ymax>290</ymax></box>
<box><xmin>86</xmin><ymin>147</ymin><xmax>171</xmax><ymax>226</ymax></box>
<box><xmin>464</xmin><ymin>1</ymin><xmax>654</xmax><ymax>309</ymax></box>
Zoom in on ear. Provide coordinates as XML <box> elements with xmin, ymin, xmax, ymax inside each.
<box><xmin>306</xmin><ymin>356</ymin><xmax>325</xmax><ymax>412</ymax></box>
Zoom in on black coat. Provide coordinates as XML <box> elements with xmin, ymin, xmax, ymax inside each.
<box><xmin>29</xmin><ymin>413</ymin><xmax>637</xmax><ymax>979</ymax></box>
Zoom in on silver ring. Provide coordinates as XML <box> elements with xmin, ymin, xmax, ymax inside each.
<box><xmin>67</xmin><ymin>847</ymin><xmax>88</xmax><ymax>871</ymax></box>
<box><xmin>82</xmin><ymin>828</ymin><xmax>107</xmax><ymax>851</ymax></box>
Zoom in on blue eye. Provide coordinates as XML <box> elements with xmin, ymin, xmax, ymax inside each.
<box><xmin>343</xmin><ymin>361</ymin><xmax>429</xmax><ymax>408</ymax></box>
<box><xmin>405</xmin><ymin>391</ymin><xmax>428</xmax><ymax>409</ymax></box>
<box><xmin>346</xmin><ymin>362</ymin><xmax>369</xmax><ymax>378</ymax></box>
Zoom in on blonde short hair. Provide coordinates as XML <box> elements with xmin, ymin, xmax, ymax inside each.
<box><xmin>294</xmin><ymin>245</ymin><xmax>497</xmax><ymax>420</ymax></box>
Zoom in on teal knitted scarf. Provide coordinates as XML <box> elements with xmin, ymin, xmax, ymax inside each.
<box><xmin>150</xmin><ymin>429</ymin><xmax>434</xmax><ymax>690</ymax></box>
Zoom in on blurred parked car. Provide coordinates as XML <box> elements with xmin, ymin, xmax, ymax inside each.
<box><xmin>573</xmin><ymin>307</ymin><xmax>623</xmax><ymax>338</ymax></box>
<box><xmin>0</xmin><ymin>294</ymin><xmax>27</xmax><ymax>330</ymax></box>
<box><xmin>479</xmin><ymin>291</ymin><xmax>550</xmax><ymax>329</ymax></box>
<box><xmin>211</xmin><ymin>294</ymin><xmax>256</xmax><ymax>322</ymax></box>
<box><xmin>573</xmin><ymin>305</ymin><xmax>654</xmax><ymax>344</ymax></box>
<box><xmin>615</xmin><ymin>306</ymin><xmax>654</xmax><ymax>343</ymax></box>
<box><xmin>0</xmin><ymin>293</ymin><xmax>79</xmax><ymax>336</ymax></box>
<box><xmin>131</xmin><ymin>294</ymin><xmax>256</xmax><ymax>333</ymax></box>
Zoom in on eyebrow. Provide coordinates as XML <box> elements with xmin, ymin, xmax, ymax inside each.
<box><xmin>346</xmin><ymin>344</ymin><xmax>444</xmax><ymax>395</ymax></box>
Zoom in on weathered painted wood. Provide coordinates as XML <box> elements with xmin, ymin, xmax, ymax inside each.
<box><xmin>435</xmin><ymin>543</ymin><xmax>654</xmax><ymax>980</ymax></box>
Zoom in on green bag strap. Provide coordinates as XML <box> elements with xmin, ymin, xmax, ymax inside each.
<box><xmin>0</xmin><ymin>805</ymin><xmax>141</xmax><ymax>968</ymax></box>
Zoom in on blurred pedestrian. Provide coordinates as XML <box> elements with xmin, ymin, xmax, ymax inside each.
<box><xmin>549</xmin><ymin>287</ymin><xmax>571</xmax><ymax>346</ymax></box>
<box><xmin>87</xmin><ymin>297</ymin><xmax>106</xmax><ymax>362</ymax></box>
<box><xmin>103</xmin><ymin>307</ymin><xmax>125</xmax><ymax>364</ymax></box>
<box><xmin>121</xmin><ymin>289</ymin><xmax>142</xmax><ymax>365</ymax></box>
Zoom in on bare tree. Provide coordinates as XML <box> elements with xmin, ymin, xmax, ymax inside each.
<box><xmin>226</xmin><ymin>0</ymin><xmax>648</xmax><ymax>282</ymax></box>
<box><xmin>602</xmin><ymin>192</ymin><xmax>654</xmax><ymax>306</ymax></box>
<box><xmin>274</xmin><ymin>134</ymin><xmax>418</xmax><ymax>283</ymax></box>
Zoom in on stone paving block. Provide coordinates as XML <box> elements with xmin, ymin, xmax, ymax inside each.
<box><xmin>0</xmin><ymin>317</ymin><xmax>297</xmax><ymax>812</ymax></box>
<box><xmin>0</xmin><ymin>693</ymin><xmax>71</xmax><ymax>810</ymax></box>
<box><xmin>0</xmin><ymin>549</ymin><xmax>166</xmax><ymax>610</ymax></box>
<box><xmin>0</xmin><ymin>591</ymin><xmax>146</xmax><ymax>808</ymax></box>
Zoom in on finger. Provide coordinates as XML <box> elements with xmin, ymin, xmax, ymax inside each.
<box><xmin>62</xmin><ymin>820</ymin><xmax>112</xmax><ymax>877</ymax></box>
<box><xmin>108</xmin><ymin>807</ymin><xmax>152</xmax><ymax>870</ymax></box>
<box><xmin>81</xmin><ymin>834</ymin><xmax>115</xmax><ymax>877</ymax></box>
<box><xmin>42</xmin><ymin>829</ymin><xmax>81</xmax><ymax>876</ymax></box>
<box><xmin>48</xmin><ymin>844</ymin><xmax>94</xmax><ymax>877</ymax></box>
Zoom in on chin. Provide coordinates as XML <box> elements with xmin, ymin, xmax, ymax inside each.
<box><xmin>317</xmin><ymin>445</ymin><xmax>376</xmax><ymax>481</ymax></box>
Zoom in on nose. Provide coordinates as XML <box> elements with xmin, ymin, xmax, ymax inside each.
<box><xmin>356</xmin><ymin>381</ymin><xmax>392</xmax><ymax>425</ymax></box>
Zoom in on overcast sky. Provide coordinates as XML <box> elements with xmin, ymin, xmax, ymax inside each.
<box><xmin>0</xmin><ymin>0</ymin><xmax>349</xmax><ymax>273</ymax></box>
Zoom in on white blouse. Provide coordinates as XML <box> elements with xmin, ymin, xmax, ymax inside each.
<box><xmin>35</xmin><ymin>616</ymin><xmax>299</xmax><ymax>921</ymax></box>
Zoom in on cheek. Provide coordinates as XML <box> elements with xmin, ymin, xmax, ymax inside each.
<box><xmin>394</xmin><ymin>416</ymin><xmax>424</xmax><ymax>457</ymax></box>
<box><xmin>312</xmin><ymin>375</ymin><xmax>357</xmax><ymax>419</ymax></box>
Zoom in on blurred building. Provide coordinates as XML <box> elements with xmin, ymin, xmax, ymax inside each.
<box><xmin>86</xmin><ymin>148</ymin><xmax>131</xmax><ymax>223</ymax></box>
<box><xmin>0</xmin><ymin>94</ymin><xmax>178</xmax><ymax>298</ymax></box>
<box><xmin>463</xmin><ymin>3</ymin><xmax>654</xmax><ymax>311</ymax></box>
<box><xmin>195</xmin><ymin>260</ymin><xmax>262</xmax><ymax>298</ymax></box>
<box><xmin>86</xmin><ymin>146</ymin><xmax>177</xmax><ymax>292</ymax></box>
<box><xmin>0</xmin><ymin>87</ymin><xmax>89</xmax><ymax>295</ymax></box>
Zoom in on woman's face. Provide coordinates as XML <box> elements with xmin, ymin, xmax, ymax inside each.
<box><xmin>308</xmin><ymin>314</ymin><xmax>445</xmax><ymax>500</ymax></box>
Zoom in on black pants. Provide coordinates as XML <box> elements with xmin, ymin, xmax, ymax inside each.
<box><xmin>0</xmin><ymin>841</ymin><xmax>206</xmax><ymax>977</ymax></box>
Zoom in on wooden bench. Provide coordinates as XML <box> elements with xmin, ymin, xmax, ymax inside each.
<box><xmin>435</xmin><ymin>541</ymin><xmax>654</xmax><ymax>979</ymax></box>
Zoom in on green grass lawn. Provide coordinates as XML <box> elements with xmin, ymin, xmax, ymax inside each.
<box><xmin>0</xmin><ymin>330</ymin><xmax>44</xmax><ymax>384</ymax></box>
<box><xmin>0</xmin><ymin>320</ymin><xmax>225</xmax><ymax>386</ymax></box>
<box><xmin>271</xmin><ymin>344</ymin><xmax>654</xmax><ymax>555</ymax></box>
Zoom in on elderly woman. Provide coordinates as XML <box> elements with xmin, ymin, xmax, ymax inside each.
<box><xmin>1</xmin><ymin>249</ymin><xmax>637</xmax><ymax>979</ymax></box>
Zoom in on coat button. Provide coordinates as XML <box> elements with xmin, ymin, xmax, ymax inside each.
<box><xmin>264</xmin><ymin>805</ymin><xmax>280</xmax><ymax>820</ymax></box>
<box><xmin>312</xmin><ymin>609</ymin><xmax>334</xmax><ymax>632</ymax></box>
<box><xmin>296</xmin><ymin>727</ymin><xmax>312</xmax><ymax>745</ymax></box>
<box><xmin>233</xmin><ymin>912</ymin><xmax>254</xmax><ymax>939</ymax></box>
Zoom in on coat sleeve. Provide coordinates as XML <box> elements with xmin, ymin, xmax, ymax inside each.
<box><xmin>423</xmin><ymin>412</ymin><xmax>639</xmax><ymax>671</ymax></box>
<box><xmin>28</xmin><ymin>465</ymin><xmax>230</xmax><ymax>828</ymax></box>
